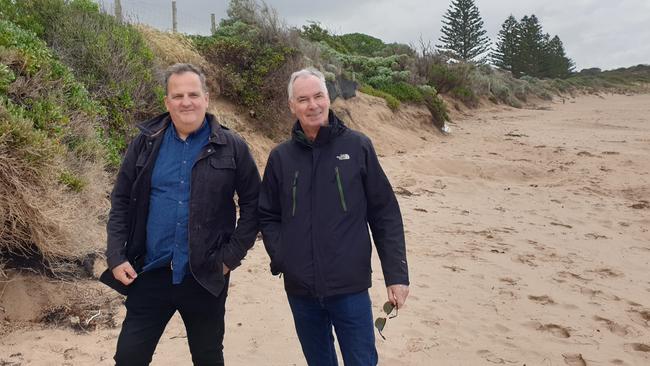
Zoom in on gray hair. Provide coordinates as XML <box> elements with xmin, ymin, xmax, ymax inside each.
<box><xmin>164</xmin><ymin>63</ymin><xmax>208</xmax><ymax>95</ymax></box>
<box><xmin>287</xmin><ymin>67</ymin><xmax>328</xmax><ymax>100</ymax></box>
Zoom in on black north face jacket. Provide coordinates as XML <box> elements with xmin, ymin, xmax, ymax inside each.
<box><xmin>106</xmin><ymin>112</ymin><xmax>260</xmax><ymax>297</ymax></box>
<box><xmin>259</xmin><ymin>111</ymin><xmax>409</xmax><ymax>298</ymax></box>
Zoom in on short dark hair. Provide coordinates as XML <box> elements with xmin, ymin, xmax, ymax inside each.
<box><xmin>163</xmin><ymin>63</ymin><xmax>208</xmax><ymax>95</ymax></box>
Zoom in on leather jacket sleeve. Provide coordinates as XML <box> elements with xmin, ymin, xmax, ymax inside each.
<box><xmin>221</xmin><ymin>137</ymin><xmax>261</xmax><ymax>270</ymax></box>
<box><xmin>105</xmin><ymin>135</ymin><xmax>142</xmax><ymax>269</ymax></box>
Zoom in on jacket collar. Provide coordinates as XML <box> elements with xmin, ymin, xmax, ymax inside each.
<box><xmin>291</xmin><ymin>110</ymin><xmax>347</xmax><ymax>148</ymax></box>
<box><xmin>137</xmin><ymin>112</ymin><xmax>228</xmax><ymax>145</ymax></box>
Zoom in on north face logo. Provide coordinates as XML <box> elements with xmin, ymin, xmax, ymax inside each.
<box><xmin>336</xmin><ymin>154</ymin><xmax>350</xmax><ymax>160</ymax></box>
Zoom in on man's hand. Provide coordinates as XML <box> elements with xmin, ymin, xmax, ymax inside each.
<box><xmin>223</xmin><ymin>263</ymin><xmax>230</xmax><ymax>275</ymax></box>
<box><xmin>387</xmin><ymin>284</ymin><xmax>409</xmax><ymax>309</ymax></box>
<box><xmin>111</xmin><ymin>261</ymin><xmax>138</xmax><ymax>286</ymax></box>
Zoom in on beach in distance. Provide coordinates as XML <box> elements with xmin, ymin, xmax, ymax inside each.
<box><xmin>1</xmin><ymin>93</ymin><xmax>649</xmax><ymax>365</ymax></box>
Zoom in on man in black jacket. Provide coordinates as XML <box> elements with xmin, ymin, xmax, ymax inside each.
<box><xmin>259</xmin><ymin>68</ymin><xmax>409</xmax><ymax>365</ymax></box>
<box><xmin>105</xmin><ymin>63</ymin><xmax>260</xmax><ymax>365</ymax></box>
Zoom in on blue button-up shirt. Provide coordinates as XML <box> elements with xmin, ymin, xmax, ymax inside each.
<box><xmin>143</xmin><ymin>119</ymin><xmax>210</xmax><ymax>284</ymax></box>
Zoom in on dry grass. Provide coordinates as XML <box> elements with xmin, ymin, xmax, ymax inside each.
<box><xmin>0</xmin><ymin>155</ymin><xmax>108</xmax><ymax>271</ymax></box>
<box><xmin>0</xmin><ymin>108</ymin><xmax>109</xmax><ymax>276</ymax></box>
<box><xmin>136</xmin><ymin>24</ymin><xmax>220</xmax><ymax>96</ymax></box>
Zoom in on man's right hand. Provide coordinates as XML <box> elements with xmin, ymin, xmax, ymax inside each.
<box><xmin>111</xmin><ymin>261</ymin><xmax>138</xmax><ymax>286</ymax></box>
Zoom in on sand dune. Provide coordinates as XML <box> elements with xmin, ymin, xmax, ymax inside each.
<box><xmin>1</xmin><ymin>93</ymin><xmax>649</xmax><ymax>365</ymax></box>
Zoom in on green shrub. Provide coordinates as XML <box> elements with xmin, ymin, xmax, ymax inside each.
<box><xmin>300</xmin><ymin>22</ymin><xmax>349</xmax><ymax>54</ymax></box>
<box><xmin>371</xmin><ymin>81</ymin><xmax>424</xmax><ymax>103</ymax></box>
<box><xmin>450</xmin><ymin>86</ymin><xmax>478</xmax><ymax>107</ymax></box>
<box><xmin>338</xmin><ymin>33</ymin><xmax>386</xmax><ymax>57</ymax></box>
<box><xmin>419</xmin><ymin>85</ymin><xmax>449</xmax><ymax>127</ymax></box>
<box><xmin>0</xmin><ymin>19</ymin><xmax>103</xmax><ymax>146</ymax></box>
<box><xmin>2</xmin><ymin>0</ymin><xmax>164</xmax><ymax>168</ymax></box>
<box><xmin>192</xmin><ymin>1</ymin><xmax>303</xmax><ymax>138</ymax></box>
<box><xmin>428</xmin><ymin>62</ymin><xmax>472</xmax><ymax>93</ymax></box>
<box><xmin>359</xmin><ymin>84</ymin><xmax>400</xmax><ymax>111</ymax></box>
<box><xmin>197</xmin><ymin>23</ymin><xmax>296</xmax><ymax>107</ymax></box>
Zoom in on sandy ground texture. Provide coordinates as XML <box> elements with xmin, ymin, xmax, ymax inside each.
<box><xmin>1</xmin><ymin>93</ymin><xmax>649</xmax><ymax>365</ymax></box>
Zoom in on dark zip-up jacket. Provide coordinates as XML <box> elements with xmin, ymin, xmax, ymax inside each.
<box><xmin>106</xmin><ymin>112</ymin><xmax>260</xmax><ymax>297</ymax></box>
<box><xmin>259</xmin><ymin>111</ymin><xmax>409</xmax><ymax>298</ymax></box>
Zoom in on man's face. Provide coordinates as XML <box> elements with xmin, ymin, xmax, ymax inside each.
<box><xmin>164</xmin><ymin>72</ymin><xmax>209</xmax><ymax>133</ymax></box>
<box><xmin>289</xmin><ymin>75</ymin><xmax>330</xmax><ymax>130</ymax></box>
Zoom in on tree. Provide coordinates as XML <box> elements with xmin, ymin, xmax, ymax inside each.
<box><xmin>437</xmin><ymin>0</ymin><xmax>491</xmax><ymax>62</ymax></box>
<box><xmin>491</xmin><ymin>15</ymin><xmax>519</xmax><ymax>74</ymax></box>
<box><xmin>516</xmin><ymin>14</ymin><xmax>545</xmax><ymax>77</ymax></box>
<box><xmin>492</xmin><ymin>14</ymin><xmax>575</xmax><ymax>79</ymax></box>
<box><xmin>541</xmin><ymin>35</ymin><xmax>575</xmax><ymax>78</ymax></box>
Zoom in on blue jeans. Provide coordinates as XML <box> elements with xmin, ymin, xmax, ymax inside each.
<box><xmin>287</xmin><ymin>290</ymin><xmax>378</xmax><ymax>366</ymax></box>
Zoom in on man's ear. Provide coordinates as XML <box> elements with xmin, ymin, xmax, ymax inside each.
<box><xmin>288</xmin><ymin>100</ymin><xmax>295</xmax><ymax>115</ymax></box>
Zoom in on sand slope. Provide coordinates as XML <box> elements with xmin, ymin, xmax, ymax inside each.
<box><xmin>1</xmin><ymin>93</ymin><xmax>649</xmax><ymax>365</ymax></box>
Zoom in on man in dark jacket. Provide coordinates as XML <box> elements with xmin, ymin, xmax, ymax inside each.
<box><xmin>105</xmin><ymin>63</ymin><xmax>260</xmax><ymax>365</ymax></box>
<box><xmin>259</xmin><ymin>68</ymin><xmax>409</xmax><ymax>365</ymax></box>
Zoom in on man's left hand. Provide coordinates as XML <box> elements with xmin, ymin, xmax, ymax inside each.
<box><xmin>223</xmin><ymin>263</ymin><xmax>230</xmax><ymax>275</ymax></box>
<box><xmin>387</xmin><ymin>284</ymin><xmax>409</xmax><ymax>309</ymax></box>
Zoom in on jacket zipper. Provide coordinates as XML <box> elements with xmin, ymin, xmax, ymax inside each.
<box><xmin>335</xmin><ymin>166</ymin><xmax>347</xmax><ymax>212</ymax></box>
<box><xmin>292</xmin><ymin>170</ymin><xmax>299</xmax><ymax>216</ymax></box>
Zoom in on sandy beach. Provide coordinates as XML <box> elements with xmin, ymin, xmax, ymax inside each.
<box><xmin>1</xmin><ymin>93</ymin><xmax>649</xmax><ymax>365</ymax></box>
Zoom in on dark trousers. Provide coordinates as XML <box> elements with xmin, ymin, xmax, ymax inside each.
<box><xmin>287</xmin><ymin>290</ymin><xmax>378</xmax><ymax>366</ymax></box>
<box><xmin>114</xmin><ymin>268</ymin><xmax>229</xmax><ymax>366</ymax></box>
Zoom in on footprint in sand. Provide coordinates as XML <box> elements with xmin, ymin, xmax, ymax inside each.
<box><xmin>556</xmin><ymin>271</ymin><xmax>592</xmax><ymax>282</ymax></box>
<box><xmin>499</xmin><ymin>277</ymin><xmax>518</xmax><ymax>286</ymax></box>
<box><xmin>609</xmin><ymin>359</ymin><xmax>627</xmax><ymax>365</ymax></box>
<box><xmin>476</xmin><ymin>349</ymin><xmax>516</xmax><ymax>364</ymax></box>
<box><xmin>528</xmin><ymin>295</ymin><xmax>555</xmax><ymax>305</ymax></box>
<box><xmin>630</xmin><ymin>200</ymin><xmax>650</xmax><ymax>209</ymax></box>
<box><xmin>512</xmin><ymin>254</ymin><xmax>538</xmax><ymax>267</ymax></box>
<box><xmin>575</xmin><ymin>285</ymin><xmax>621</xmax><ymax>302</ymax></box>
<box><xmin>588</xmin><ymin>267</ymin><xmax>623</xmax><ymax>278</ymax></box>
<box><xmin>584</xmin><ymin>233</ymin><xmax>609</xmax><ymax>240</ymax></box>
<box><xmin>529</xmin><ymin>322</ymin><xmax>571</xmax><ymax>338</ymax></box>
<box><xmin>627</xmin><ymin>308</ymin><xmax>650</xmax><ymax>328</ymax></box>
<box><xmin>593</xmin><ymin>315</ymin><xmax>631</xmax><ymax>337</ymax></box>
<box><xmin>562</xmin><ymin>353</ymin><xmax>586</xmax><ymax>366</ymax></box>
<box><xmin>624</xmin><ymin>343</ymin><xmax>650</xmax><ymax>354</ymax></box>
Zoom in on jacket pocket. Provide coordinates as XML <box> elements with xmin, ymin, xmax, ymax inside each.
<box><xmin>209</xmin><ymin>156</ymin><xmax>236</xmax><ymax>170</ymax></box>
<box><xmin>334</xmin><ymin>166</ymin><xmax>348</xmax><ymax>212</ymax></box>
<box><xmin>291</xmin><ymin>170</ymin><xmax>299</xmax><ymax>217</ymax></box>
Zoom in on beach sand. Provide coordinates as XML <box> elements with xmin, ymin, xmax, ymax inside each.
<box><xmin>1</xmin><ymin>93</ymin><xmax>649</xmax><ymax>365</ymax></box>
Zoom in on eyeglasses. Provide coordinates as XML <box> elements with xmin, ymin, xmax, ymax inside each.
<box><xmin>374</xmin><ymin>301</ymin><xmax>398</xmax><ymax>340</ymax></box>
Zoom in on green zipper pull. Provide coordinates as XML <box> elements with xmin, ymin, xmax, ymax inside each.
<box><xmin>292</xmin><ymin>170</ymin><xmax>299</xmax><ymax>216</ymax></box>
<box><xmin>335</xmin><ymin>166</ymin><xmax>348</xmax><ymax>212</ymax></box>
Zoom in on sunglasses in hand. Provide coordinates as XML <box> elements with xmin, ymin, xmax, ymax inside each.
<box><xmin>374</xmin><ymin>301</ymin><xmax>398</xmax><ymax>340</ymax></box>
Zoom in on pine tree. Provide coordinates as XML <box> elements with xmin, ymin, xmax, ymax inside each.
<box><xmin>491</xmin><ymin>15</ymin><xmax>519</xmax><ymax>75</ymax></box>
<box><xmin>437</xmin><ymin>0</ymin><xmax>491</xmax><ymax>62</ymax></box>
<box><xmin>517</xmin><ymin>14</ymin><xmax>545</xmax><ymax>77</ymax></box>
<box><xmin>492</xmin><ymin>13</ymin><xmax>575</xmax><ymax>79</ymax></box>
<box><xmin>541</xmin><ymin>35</ymin><xmax>575</xmax><ymax>78</ymax></box>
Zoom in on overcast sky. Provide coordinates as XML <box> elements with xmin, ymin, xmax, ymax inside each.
<box><xmin>100</xmin><ymin>0</ymin><xmax>650</xmax><ymax>71</ymax></box>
